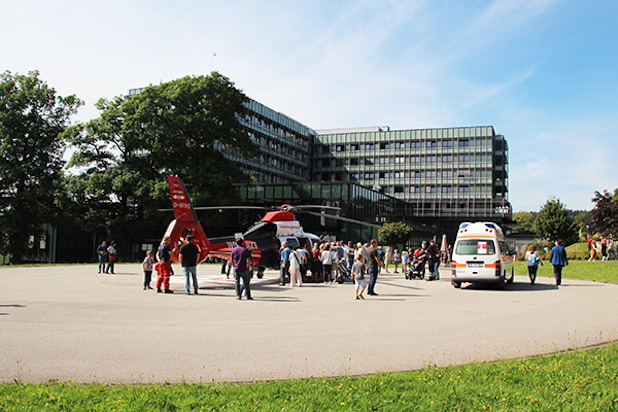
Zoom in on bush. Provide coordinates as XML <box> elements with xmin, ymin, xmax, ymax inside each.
<box><xmin>566</xmin><ymin>242</ymin><xmax>590</xmax><ymax>260</ymax></box>
<box><xmin>518</xmin><ymin>240</ymin><xmax>553</xmax><ymax>261</ymax></box>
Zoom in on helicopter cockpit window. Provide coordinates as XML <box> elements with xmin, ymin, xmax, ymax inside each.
<box><xmin>244</xmin><ymin>221</ymin><xmax>277</xmax><ymax>240</ymax></box>
<box><xmin>285</xmin><ymin>238</ymin><xmax>300</xmax><ymax>248</ymax></box>
<box><xmin>297</xmin><ymin>237</ymin><xmax>312</xmax><ymax>249</ymax></box>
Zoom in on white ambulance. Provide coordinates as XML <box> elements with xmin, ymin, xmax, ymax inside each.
<box><xmin>450</xmin><ymin>222</ymin><xmax>515</xmax><ymax>288</ymax></box>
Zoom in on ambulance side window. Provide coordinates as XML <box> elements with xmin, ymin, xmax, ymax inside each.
<box><xmin>498</xmin><ymin>240</ymin><xmax>510</xmax><ymax>255</ymax></box>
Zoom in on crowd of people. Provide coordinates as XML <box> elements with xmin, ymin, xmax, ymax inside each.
<box><xmin>587</xmin><ymin>238</ymin><xmax>617</xmax><ymax>261</ymax></box>
<box><xmin>277</xmin><ymin>238</ymin><xmax>448</xmax><ymax>299</ymax></box>
<box><xmin>97</xmin><ymin>236</ymin><xmax>450</xmax><ymax>300</ymax></box>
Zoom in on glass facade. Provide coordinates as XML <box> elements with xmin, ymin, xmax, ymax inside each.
<box><xmin>217</xmin><ymin>99</ymin><xmax>315</xmax><ymax>184</ymax></box>
<box><xmin>313</xmin><ymin>126</ymin><xmax>511</xmax><ymax>221</ymax></box>
<box><xmin>238</xmin><ymin>182</ymin><xmax>412</xmax><ymax>242</ymax></box>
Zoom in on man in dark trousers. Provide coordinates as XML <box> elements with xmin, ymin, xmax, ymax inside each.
<box><xmin>96</xmin><ymin>241</ymin><xmax>108</xmax><ymax>274</ymax></box>
<box><xmin>231</xmin><ymin>238</ymin><xmax>253</xmax><ymax>300</ymax></box>
<box><xmin>366</xmin><ymin>239</ymin><xmax>386</xmax><ymax>296</ymax></box>
<box><xmin>179</xmin><ymin>234</ymin><xmax>200</xmax><ymax>295</ymax></box>
<box><xmin>549</xmin><ymin>239</ymin><xmax>568</xmax><ymax>286</ymax></box>
<box><xmin>427</xmin><ymin>239</ymin><xmax>441</xmax><ymax>280</ymax></box>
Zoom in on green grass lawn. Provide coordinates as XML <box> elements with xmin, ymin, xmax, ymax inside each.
<box><xmin>514</xmin><ymin>260</ymin><xmax>618</xmax><ymax>284</ymax></box>
<box><xmin>1</xmin><ymin>342</ymin><xmax>617</xmax><ymax>411</ymax></box>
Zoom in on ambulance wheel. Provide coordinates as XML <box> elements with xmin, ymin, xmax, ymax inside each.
<box><xmin>451</xmin><ymin>279</ymin><xmax>461</xmax><ymax>288</ymax></box>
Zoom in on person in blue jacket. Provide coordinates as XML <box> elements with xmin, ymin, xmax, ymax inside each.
<box><xmin>549</xmin><ymin>239</ymin><xmax>568</xmax><ymax>286</ymax></box>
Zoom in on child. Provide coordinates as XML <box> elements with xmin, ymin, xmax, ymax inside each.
<box><xmin>351</xmin><ymin>254</ymin><xmax>367</xmax><ymax>300</ymax></box>
<box><xmin>142</xmin><ymin>250</ymin><xmax>154</xmax><ymax>290</ymax></box>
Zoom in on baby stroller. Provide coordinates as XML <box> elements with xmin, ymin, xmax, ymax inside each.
<box><xmin>335</xmin><ymin>260</ymin><xmax>351</xmax><ymax>284</ymax></box>
<box><xmin>406</xmin><ymin>255</ymin><xmax>425</xmax><ymax>280</ymax></box>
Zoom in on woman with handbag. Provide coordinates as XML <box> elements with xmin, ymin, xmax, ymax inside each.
<box><xmin>525</xmin><ymin>244</ymin><xmax>542</xmax><ymax>285</ymax></box>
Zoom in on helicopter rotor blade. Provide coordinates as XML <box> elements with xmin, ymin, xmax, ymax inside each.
<box><xmin>285</xmin><ymin>205</ymin><xmax>342</xmax><ymax>212</ymax></box>
<box><xmin>158</xmin><ymin>206</ymin><xmax>272</xmax><ymax>212</ymax></box>
<box><xmin>300</xmin><ymin>210</ymin><xmax>387</xmax><ymax>230</ymax></box>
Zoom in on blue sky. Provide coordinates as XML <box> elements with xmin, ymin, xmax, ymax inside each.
<box><xmin>2</xmin><ymin>0</ymin><xmax>617</xmax><ymax>212</ymax></box>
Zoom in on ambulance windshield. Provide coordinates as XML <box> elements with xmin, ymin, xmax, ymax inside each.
<box><xmin>456</xmin><ymin>239</ymin><xmax>496</xmax><ymax>255</ymax></box>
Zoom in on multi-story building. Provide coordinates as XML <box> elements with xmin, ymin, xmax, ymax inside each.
<box><xmin>128</xmin><ymin>87</ymin><xmax>511</xmax><ymax>241</ymax></box>
<box><xmin>215</xmin><ymin>99</ymin><xmax>316</xmax><ymax>184</ymax></box>
<box><xmin>313</xmin><ymin>126</ymin><xmax>511</xmax><ymax>221</ymax></box>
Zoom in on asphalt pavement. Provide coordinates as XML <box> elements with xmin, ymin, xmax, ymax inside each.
<box><xmin>1</xmin><ymin>263</ymin><xmax>617</xmax><ymax>383</ymax></box>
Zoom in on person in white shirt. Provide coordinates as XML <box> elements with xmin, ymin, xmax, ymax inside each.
<box><xmin>288</xmin><ymin>245</ymin><xmax>303</xmax><ymax>287</ymax></box>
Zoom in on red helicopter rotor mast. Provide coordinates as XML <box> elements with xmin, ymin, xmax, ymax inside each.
<box><xmin>162</xmin><ymin>175</ymin><xmax>210</xmax><ymax>264</ymax></box>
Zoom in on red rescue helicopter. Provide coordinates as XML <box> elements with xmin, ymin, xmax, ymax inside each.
<box><xmin>160</xmin><ymin>175</ymin><xmax>383</xmax><ymax>277</ymax></box>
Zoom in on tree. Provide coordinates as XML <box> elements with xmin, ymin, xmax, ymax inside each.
<box><xmin>63</xmin><ymin>72</ymin><xmax>257</xmax><ymax>242</ymax></box>
<box><xmin>534</xmin><ymin>198</ymin><xmax>578</xmax><ymax>245</ymax></box>
<box><xmin>512</xmin><ymin>211</ymin><xmax>536</xmax><ymax>234</ymax></box>
<box><xmin>588</xmin><ymin>189</ymin><xmax>618</xmax><ymax>236</ymax></box>
<box><xmin>0</xmin><ymin>71</ymin><xmax>81</xmax><ymax>263</ymax></box>
<box><xmin>378</xmin><ymin>222</ymin><xmax>413</xmax><ymax>246</ymax></box>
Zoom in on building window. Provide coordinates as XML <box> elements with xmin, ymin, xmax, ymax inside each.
<box><xmin>442</xmin><ymin>140</ymin><xmax>453</xmax><ymax>148</ymax></box>
<box><xmin>350</xmin><ymin>144</ymin><xmax>359</xmax><ymax>151</ymax></box>
<box><xmin>425</xmin><ymin>186</ymin><xmax>436</xmax><ymax>193</ymax></box>
<box><xmin>379</xmin><ymin>157</ymin><xmax>390</xmax><ymax>165</ymax></box>
<box><xmin>458</xmin><ymin>154</ymin><xmax>470</xmax><ymax>163</ymax></box>
<box><xmin>411</xmin><ymin>186</ymin><xmax>420</xmax><ymax>194</ymax></box>
<box><xmin>426</xmin><ymin>170</ymin><xmax>437</xmax><ymax>178</ymax></box>
<box><xmin>394</xmin><ymin>142</ymin><xmax>406</xmax><ymax>149</ymax></box>
<box><xmin>427</xmin><ymin>155</ymin><xmax>437</xmax><ymax>163</ymax></box>
<box><xmin>350</xmin><ymin>173</ymin><xmax>359</xmax><ymax>181</ymax></box>
<box><xmin>459</xmin><ymin>139</ymin><xmax>470</xmax><ymax>147</ymax></box>
<box><xmin>458</xmin><ymin>186</ymin><xmax>470</xmax><ymax>193</ymax></box>
<box><xmin>412</xmin><ymin>171</ymin><xmax>420</xmax><ymax>178</ymax></box>
<box><xmin>394</xmin><ymin>172</ymin><xmax>405</xmax><ymax>179</ymax></box>
<box><xmin>410</xmin><ymin>156</ymin><xmax>421</xmax><ymax>164</ymax></box>
<box><xmin>410</xmin><ymin>141</ymin><xmax>421</xmax><ymax>149</ymax></box>
<box><xmin>442</xmin><ymin>186</ymin><xmax>453</xmax><ymax>193</ymax></box>
<box><xmin>394</xmin><ymin>156</ymin><xmax>405</xmax><ymax>164</ymax></box>
<box><xmin>379</xmin><ymin>143</ymin><xmax>390</xmax><ymax>150</ymax></box>
<box><xmin>365</xmin><ymin>143</ymin><xmax>374</xmax><ymax>150</ymax></box>
<box><xmin>379</xmin><ymin>172</ymin><xmax>390</xmax><ymax>179</ymax></box>
<box><xmin>336</xmin><ymin>145</ymin><xmax>345</xmax><ymax>152</ymax></box>
<box><xmin>394</xmin><ymin>186</ymin><xmax>404</xmax><ymax>193</ymax></box>
<box><xmin>458</xmin><ymin>170</ymin><xmax>470</xmax><ymax>179</ymax></box>
<box><xmin>364</xmin><ymin>173</ymin><xmax>374</xmax><ymax>180</ymax></box>
<box><xmin>426</xmin><ymin>140</ymin><xmax>437</xmax><ymax>148</ymax></box>
<box><xmin>442</xmin><ymin>155</ymin><xmax>453</xmax><ymax>163</ymax></box>
<box><xmin>365</xmin><ymin>158</ymin><xmax>375</xmax><ymax>165</ymax></box>
<box><xmin>442</xmin><ymin>170</ymin><xmax>453</xmax><ymax>179</ymax></box>
<box><xmin>350</xmin><ymin>158</ymin><xmax>359</xmax><ymax>166</ymax></box>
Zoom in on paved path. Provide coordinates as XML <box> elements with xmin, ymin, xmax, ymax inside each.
<box><xmin>1</xmin><ymin>264</ymin><xmax>617</xmax><ymax>383</ymax></box>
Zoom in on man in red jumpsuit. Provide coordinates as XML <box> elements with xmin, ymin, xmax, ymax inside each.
<box><xmin>156</xmin><ymin>236</ymin><xmax>175</xmax><ymax>294</ymax></box>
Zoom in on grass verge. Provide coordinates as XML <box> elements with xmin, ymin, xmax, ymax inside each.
<box><xmin>514</xmin><ymin>260</ymin><xmax>618</xmax><ymax>284</ymax></box>
<box><xmin>1</xmin><ymin>343</ymin><xmax>617</xmax><ymax>411</ymax></box>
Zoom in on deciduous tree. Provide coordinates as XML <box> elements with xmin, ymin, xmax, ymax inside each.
<box><xmin>378</xmin><ymin>222</ymin><xmax>413</xmax><ymax>247</ymax></box>
<box><xmin>512</xmin><ymin>211</ymin><xmax>536</xmax><ymax>234</ymax></box>
<box><xmin>534</xmin><ymin>198</ymin><xmax>578</xmax><ymax>245</ymax></box>
<box><xmin>0</xmin><ymin>71</ymin><xmax>81</xmax><ymax>262</ymax></box>
<box><xmin>588</xmin><ymin>189</ymin><xmax>618</xmax><ymax>236</ymax></box>
<box><xmin>64</xmin><ymin>72</ymin><xmax>257</xmax><ymax>241</ymax></box>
